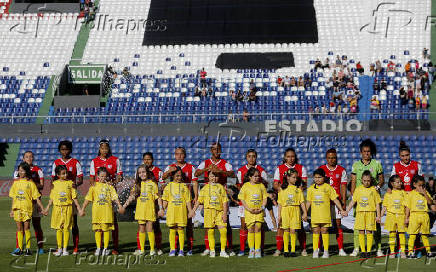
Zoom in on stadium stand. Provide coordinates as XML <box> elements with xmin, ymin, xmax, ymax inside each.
<box><xmin>6</xmin><ymin>135</ymin><xmax>435</xmax><ymax>178</ymax></box>
<box><xmin>0</xmin><ymin>13</ymin><xmax>80</xmax><ymax>123</ymax></box>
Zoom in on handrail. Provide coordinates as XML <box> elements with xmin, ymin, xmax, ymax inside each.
<box><xmin>0</xmin><ymin>111</ymin><xmax>431</xmax><ymax>125</ymax></box>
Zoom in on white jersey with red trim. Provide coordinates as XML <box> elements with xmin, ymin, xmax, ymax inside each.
<box><xmin>319</xmin><ymin>164</ymin><xmax>347</xmax><ymax>200</ymax></box>
<box><xmin>391</xmin><ymin>160</ymin><xmax>422</xmax><ymax>192</ymax></box>
<box><xmin>273</xmin><ymin>163</ymin><xmax>307</xmax><ymax>185</ymax></box>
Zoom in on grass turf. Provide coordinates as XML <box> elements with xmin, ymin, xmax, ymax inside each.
<box><xmin>0</xmin><ymin>197</ymin><xmax>435</xmax><ymax>272</ymax></box>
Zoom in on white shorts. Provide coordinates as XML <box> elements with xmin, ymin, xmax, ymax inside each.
<box><xmin>238</xmin><ymin>205</ymin><xmax>245</xmax><ymax>218</ymax></box>
<box><xmin>331</xmin><ymin>205</ymin><xmax>343</xmax><ymax>220</ymax></box>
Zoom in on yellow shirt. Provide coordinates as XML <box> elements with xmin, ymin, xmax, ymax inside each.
<box><xmin>352</xmin><ymin>186</ymin><xmax>381</xmax><ymax>212</ymax></box>
<box><xmin>162</xmin><ymin>182</ymin><xmax>191</xmax><ymax>207</ymax></box>
<box><xmin>238</xmin><ymin>182</ymin><xmax>267</xmax><ymax>210</ymax></box>
<box><xmin>307</xmin><ymin>183</ymin><xmax>338</xmax><ymax>223</ymax></box>
<box><xmin>9</xmin><ymin>178</ymin><xmax>40</xmax><ymax>213</ymax></box>
<box><xmin>278</xmin><ymin>184</ymin><xmax>305</xmax><ymax>207</ymax></box>
<box><xmin>405</xmin><ymin>190</ymin><xmax>432</xmax><ymax>213</ymax></box>
<box><xmin>382</xmin><ymin>189</ymin><xmax>406</xmax><ymax>214</ymax></box>
<box><xmin>85</xmin><ymin>182</ymin><xmax>118</xmax><ymax>224</ymax></box>
<box><xmin>198</xmin><ymin>183</ymin><xmax>228</xmax><ymax>211</ymax></box>
<box><xmin>50</xmin><ymin>179</ymin><xmax>77</xmax><ymax>206</ymax></box>
<box><xmin>135</xmin><ymin>180</ymin><xmax>158</xmax><ymax>210</ymax></box>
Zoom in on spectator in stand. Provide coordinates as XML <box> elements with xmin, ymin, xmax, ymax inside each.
<box><xmin>201</xmin><ymin>88</ymin><xmax>207</xmax><ymax>97</ymax></box>
<box><xmin>194</xmin><ymin>87</ymin><xmax>200</xmax><ymax>97</ymax></box>
<box><xmin>329</xmin><ymin>101</ymin><xmax>336</xmax><ymax>113</ymax></box>
<box><xmin>399</xmin><ymin>87</ymin><xmax>408</xmax><ymax>106</ymax></box>
<box><xmin>423</xmin><ymin>48</ymin><xmax>429</xmax><ymax>59</ymax></box>
<box><xmin>405</xmin><ymin>62</ymin><xmax>411</xmax><ymax>73</ymax></box>
<box><xmin>84</xmin><ymin>4</ymin><xmax>90</xmax><ymax>24</ymax></box>
<box><xmin>375</xmin><ymin>60</ymin><xmax>382</xmax><ymax>74</ymax></box>
<box><xmin>356</xmin><ymin>62</ymin><xmax>364</xmax><ymax>75</ymax></box>
<box><xmin>242</xmin><ymin>110</ymin><xmax>250</xmax><ymax>122</ymax></box>
<box><xmin>249</xmin><ymin>79</ymin><xmax>256</xmax><ymax>92</ymax></box>
<box><xmin>236</xmin><ymin>90</ymin><xmax>243</xmax><ymax>101</ymax></box>
<box><xmin>199</xmin><ymin>68</ymin><xmax>207</xmax><ymax>89</ymax></box>
<box><xmin>422</xmin><ymin>96</ymin><xmax>428</xmax><ymax>109</ymax></box>
<box><xmin>387</xmin><ymin>61</ymin><xmax>395</xmax><ymax>72</ymax></box>
<box><xmin>208</xmin><ymin>88</ymin><xmax>214</xmax><ymax>97</ymax></box>
<box><xmin>370</xmin><ymin>63</ymin><xmax>375</xmax><ymax>76</ymax></box>
<box><xmin>335</xmin><ymin>55</ymin><xmax>342</xmax><ymax>67</ymax></box>
<box><xmin>297</xmin><ymin>77</ymin><xmax>304</xmax><ymax>87</ymax></box>
<box><xmin>314</xmin><ymin>59</ymin><xmax>322</xmax><ymax>69</ymax></box>
<box><xmin>408</xmin><ymin>97</ymin><xmax>415</xmax><ymax>110</ymax></box>
<box><xmin>428</xmin><ymin>61</ymin><xmax>434</xmax><ymax>85</ymax></box>
<box><xmin>380</xmin><ymin>79</ymin><xmax>387</xmax><ymax>91</ymax></box>
<box><xmin>80</xmin><ymin>0</ymin><xmax>85</xmax><ymax>10</ymax></box>
<box><xmin>277</xmin><ymin>76</ymin><xmax>283</xmax><ymax>87</ymax></box>
<box><xmin>230</xmin><ymin>90</ymin><xmax>236</xmax><ymax>101</ymax></box>
<box><xmin>249</xmin><ymin>90</ymin><xmax>257</xmax><ymax>102</ymax></box>
<box><xmin>370</xmin><ymin>96</ymin><xmax>380</xmax><ymax>111</ymax></box>
<box><xmin>290</xmin><ymin>77</ymin><xmax>296</xmax><ymax>87</ymax></box>
<box><xmin>350</xmin><ymin>97</ymin><xmax>358</xmax><ymax>114</ymax></box>
<box><xmin>283</xmin><ymin>76</ymin><xmax>291</xmax><ymax>87</ymax></box>
<box><xmin>415</xmin><ymin>96</ymin><xmax>421</xmax><ymax>110</ymax></box>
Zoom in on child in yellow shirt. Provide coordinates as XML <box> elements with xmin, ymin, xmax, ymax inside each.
<box><xmin>345</xmin><ymin>170</ymin><xmax>381</xmax><ymax>258</ymax></box>
<box><xmin>162</xmin><ymin>167</ymin><xmax>195</xmax><ymax>257</ymax></box>
<box><xmin>44</xmin><ymin>165</ymin><xmax>81</xmax><ymax>256</ymax></box>
<box><xmin>405</xmin><ymin>175</ymin><xmax>435</xmax><ymax>258</ymax></box>
<box><xmin>278</xmin><ymin>169</ymin><xmax>307</xmax><ymax>257</ymax></box>
<box><xmin>307</xmin><ymin>168</ymin><xmax>345</xmax><ymax>259</ymax></box>
<box><xmin>238</xmin><ymin>168</ymin><xmax>267</xmax><ymax>259</ymax></box>
<box><xmin>9</xmin><ymin>162</ymin><xmax>46</xmax><ymax>256</ymax></box>
<box><xmin>193</xmin><ymin>171</ymin><xmax>229</xmax><ymax>258</ymax></box>
<box><xmin>81</xmin><ymin>167</ymin><xmax>125</xmax><ymax>256</ymax></box>
<box><xmin>123</xmin><ymin>165</ymin><xmax>162</xmax><ymax>256</ymax></box>
<box><xmin>381</xmin><ymin>175</ymin><xmax>407</xmax><ymax>258</ymax></box>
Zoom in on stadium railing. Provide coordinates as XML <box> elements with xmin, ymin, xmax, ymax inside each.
<box><xmin>0</xmin><ymin>111</ymin><xmax>430</xmax><ymax>125</ymax></box>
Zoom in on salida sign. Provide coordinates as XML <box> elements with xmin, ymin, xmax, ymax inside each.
<box><xmin>68</xmin><ymin>65</ymin><xmax>106</xmax><ymax>84</ymax></box>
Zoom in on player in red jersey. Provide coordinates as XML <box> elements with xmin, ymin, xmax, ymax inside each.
<box><xmin>134</xmin><ymin>152</ymin><xmax>163</xmax><ymax>255</ymax></box>
<box><xmin>273</xmin><ymin>148</ymin><xmax>308</xmax><ymax>257</ymax></box>
<box><xmin>89</xmin><ymin>140</ymin><xmax>123</xmax><ymax>255</ymax></box>
<box><xmin>236</xmin><ymin>149</ymin><xmax>277</xmax><ymax>256</ymax></box>
<box><xmin>319</xmin><ymin>148</ymin><xmax>348</xmax><ymax>256</ymax></box>
<box><xmin>51</xmin><ymin>140</ymin><xmax>83</xmax><ymax>254</ymax></box>
<box><xmin>391</xmin><ymin>141</ymin><xmax>424</xmax><ymax>256</ymax></box>
<box><xmin>11</xmin><ymin>151</ymin><xmax>45</xmax><ymax>255</ymax></box>
<box><xmin>391</xmin><ymin>141</ymin><xmax>422</xmax><ymax>192</ymax></box>
<box><xmin>195</xmin><ymin>142</ymin><xmax>235</xmax><ymax>256</ymax></box>
<box><xmin>162</xmin><ymin>147</ymin><xmax>198</xmax><ymax>256</ymax></box>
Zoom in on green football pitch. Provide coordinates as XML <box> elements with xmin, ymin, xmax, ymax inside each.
<box><xmin>0</xmin><ymin>197</ymin><xmax>435</xmax><ymax>272</ymax></box>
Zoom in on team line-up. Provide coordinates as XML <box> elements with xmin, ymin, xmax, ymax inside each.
<box><xmin>9</xmin><ymin>139</ymin><xmax>436</xmax><ymax>259</ymax></box>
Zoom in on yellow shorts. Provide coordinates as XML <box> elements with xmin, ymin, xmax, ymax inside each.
<box><xmin>384</xmin><ymin>212</ymin><xmax>405</xmax><ymax>232</ymax></box>
<box><xmin>245</xmin><ymin>209</ymin><xmax>264</xmax><ymax>228</ymax></box>
<box><xmin>92</xmin><ymin>223</ymin><xmax>114</xmax><ymax>231</ymax></box>
<box><xmin>13</xmin><ymin>210</ymin><xmax>32</xmax><ymax>222</ymax></box>
<box><xmin>204</xmin><ymin>208</ymin><xmax>226</xmax><ymax>229</ymax></box>
<box><xmin>281</xmin><ymin>206</ymin><xmax>301</xmax><ymax>230</ymax></box>
<box><xmin>355</xmin><ymin>211</ymin><xmax>376</xmax><ymax>231</ymax></box>
<box><xmin>311</xmin><ymin>222</ymin><xmax>332</xmax><ymax>228</ymax></box>
<box><xmin>407</xmin><ymin>212</ymin><xmax>430</xmax><ymax>235</ymax></box>
<box><xmin>51</xmin><ymin>205</ymin><xmax>73</xmax><ymax>230</ymax></box>
<box><xmin>166</xmin><ymin>206</ymin><xmax>187</xmax><ymax>227</ymax></box>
